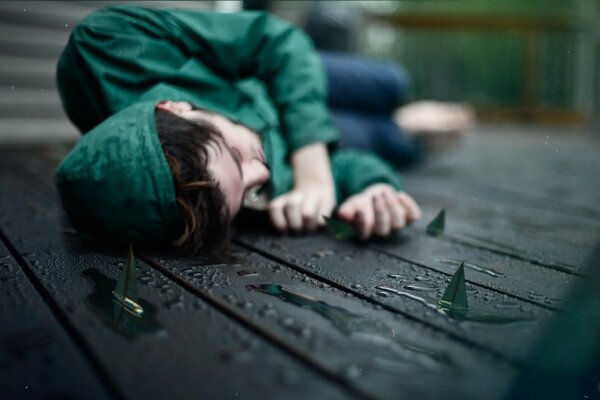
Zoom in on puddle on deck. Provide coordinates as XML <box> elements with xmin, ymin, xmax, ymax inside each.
<box><xmin>247</xmin><ymin>283</ymin><xmax>456</xmax><ymax>372</ymax></box>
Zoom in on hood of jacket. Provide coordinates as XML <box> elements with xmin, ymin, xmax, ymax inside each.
<box><xmin>56</xmin><ymin>101</ymin><xmax>181</xmax><ymax>244</ymax></box>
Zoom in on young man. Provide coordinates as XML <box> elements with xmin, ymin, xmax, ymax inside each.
<box><xmin>56</xmin><ymin>5</ymin><xmax>425</xmax><ymax>254</ymax></box>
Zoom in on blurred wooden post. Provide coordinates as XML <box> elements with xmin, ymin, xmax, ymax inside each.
<box><xmin>522</xmin><ymin>30</ymin><xmax>538</xmax><ymax>120</ymax></box>
<box><xmin>368</xmin><ymin>12</ymin><xmax>587</xmax><ymax>125</ymax></box>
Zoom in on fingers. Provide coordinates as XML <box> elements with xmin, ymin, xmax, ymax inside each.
<box><xmin>396</xmin><ymin>192</ymin><xmax>422</xmax><ymax>222</ymax></box>
<box><xmin>269</xmin><ymin>193</ymin><xmax>304</xmax><ymax>233</ymax></box>
<box><xmin>343</xmin><ymin>187</ymin><xmax>422</xmax><ymax>240</ymax></box>
<box><xmin>269</xmin><ymin>191</ymin><xmax>334</xmax><ymax>233</ymax></box>
<box><xmin>337</xmin><ymin>199</ymin><xmax>357</xmax><ymax>221</ymax></box>
<box><xmin>373</xmin><ymin>194</ymin><xmax>391</xmax><ymax>236</ymax></box>
<box><xmin>269</xmin><ymin>196</ymin><xmax>288</xmax><ymax>232</ymax></box>
<box><xmin>301</xmin><ymin>195</ymin><xmax>319</xmax><ymax>232</ymax></box>
<box><xmin>270</xmin><ymin>186</ymin><xmax>422</xmax><ymax>240</ymax></box>
<box><xmin>383</xmin><ymin>190</ymin><xmax>406</xmax><ymax>230</ymax></box>
<box><xmin>355</xmin><ymin>208</ymin><xmax>371</xmax><ymax>241</ymax></box>
<box><xmin>284</xmin><ymin>195</ymin><xmax>303</xmax><ymax>232</ymax></box>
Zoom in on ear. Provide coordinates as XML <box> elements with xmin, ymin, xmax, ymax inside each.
<box><xmin>156</xmin><ymin>101</ymin><xmax>173</xmax><ymax>111</ymax></box>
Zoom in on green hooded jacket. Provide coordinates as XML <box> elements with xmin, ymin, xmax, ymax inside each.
<box><xmin>56</xmin><ymin>6</ymin><xmax>403</xmax><ymax>244</ymax></box>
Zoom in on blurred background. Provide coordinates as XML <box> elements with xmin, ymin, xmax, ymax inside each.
<box><xmin>1</xmin><ymin>0</ymin><xmax>599</xmax><ymax>144</ymax></box>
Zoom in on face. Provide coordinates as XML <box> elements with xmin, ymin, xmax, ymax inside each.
<box><xmin>156</xmin><ymin>101</ymin><xmax>270</xmax><ymax>218</ymax></box>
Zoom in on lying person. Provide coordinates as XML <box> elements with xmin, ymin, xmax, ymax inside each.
<box><xmin>55</xmin><ymin>5</ymin><xmax>471</xmax><ymax>254</ymax></box>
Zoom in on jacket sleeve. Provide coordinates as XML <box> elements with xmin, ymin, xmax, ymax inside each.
<box><xmin>330</xmin><ymin>150</ymin><xmax>404</xmax><ymax>201</ymax></box>
<box><xmin>59</xmin><ymin>5</ymin><xmax>338</xmax><ymax>150</ymax></box>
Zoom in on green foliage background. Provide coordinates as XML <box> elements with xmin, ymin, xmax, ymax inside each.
<box><xmin>357</xmin><ymin>0</ymin><xmax>600</xmax><ymax>114</ymax></box>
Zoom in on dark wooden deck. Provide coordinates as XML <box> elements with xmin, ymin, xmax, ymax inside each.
<box><xmin>2</xmin><ymin>124</ymin><xmax>599</xmax><ymax>400</ymax></box>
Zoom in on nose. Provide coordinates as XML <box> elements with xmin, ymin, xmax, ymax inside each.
<box><xmin>242</xmin><ymin>160</ymin><xmax>270</xmax><ymax>191</ymax></box>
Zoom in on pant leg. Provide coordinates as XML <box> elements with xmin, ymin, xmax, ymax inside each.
<box><xmin>331</xmin><ymin>109</ymin><xmax>423</xmax><ymax>168</ymax></box>
<box><xmin>319</xmin><ymin>52</ymin><xmax>422</xmax><ymax>167</ymax></box>
<box><xmin>319</xmin><ymin>51</ymin><xmax>411</xmax><ymax>115</ymax></box>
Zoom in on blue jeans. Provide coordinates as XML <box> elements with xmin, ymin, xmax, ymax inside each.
<box><xmin>319</xmin><ymin>51</ymin><xmax>423</xmax><ymax>167</ymax></box>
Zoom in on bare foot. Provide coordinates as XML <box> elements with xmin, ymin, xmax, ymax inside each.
<box><xmin>393</xmin><ymin>101</ymin><xmax>476</xmax><ymax>149</ymax></box>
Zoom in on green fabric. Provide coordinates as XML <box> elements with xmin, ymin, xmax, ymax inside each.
<box><xmin>56</xmin><ymin>6</ymin><xmax>403</xmax><ymax>244</ymax></box>
<box><xmin>55</xmin><ymin>101</ymin><xmax>181</xmax><ymax>243</ymax></box>
<box><xmin>331</xmin><ymin>150</ymin><xmax>403</xmax><ymax>201</ymax></box>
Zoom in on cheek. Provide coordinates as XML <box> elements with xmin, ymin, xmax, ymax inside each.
<box><xmin>208</xmin><ymin>161</ymin><xmax>243</xmax><ymax>217</ymax></box>
<box><xmin>219</xmin><ymin>176</ymin><xmax>243</xmax><ymax>214</ymax></box>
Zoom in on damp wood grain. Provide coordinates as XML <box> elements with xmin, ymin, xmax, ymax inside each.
<box><xmin>0</xmin><ymin>156</ymin><xmax>356</xmax><ymax>400</ymax></box>
<box><xmin>0</xmin><ymin>239</ymin><xmax>112</xmax><ymax>400</ymax></box>
<box><xmin>236</xmin><ymin>232</ymin><xmax>555</xmax><ymax>362</ymax></box>
<box><xmin>2</xmin><ymin>121</ymin><xmax>599</xmax><ymax>400</ymax></box>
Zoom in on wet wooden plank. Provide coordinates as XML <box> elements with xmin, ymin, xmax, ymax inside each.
<box><xmin>4</xmin><ymin>149</ymin><xmax>518</xmax><ymax>400</ymax></box>
<box><xmin>237</xmin><ymin>231</ymin><xmax>557</xmax><ymax>363</ymax></box>
<box><xmin>409</xmin><ymin>196</ymin><xmax>597</xmax><ymax>270</ymax></box>
<box><xmin>399</xmin><ymin>126</ymin><xmax>600</xmax><ymax>270</ymax></box>
<box><xmin>404</xmin><ymin>172</ymin><xmax>600</xmax><ymax>222</ymax></box>
<box><xmin>369</xmin><ymin>232</ymin><xmax>578</xmax><ymax>310</ymax></box>
<box><xmin>0</xmin><ymin>239</ymin><xmax>113</xmax><ymax>400</ymax></box>
<box><xmin>413</xmin><ymin>126</ymin><xmax>600</xmax><ymax>214</ymax></box>
<box><xmin>0</xmin><ymin>157</ymin><xmax>355</xmax><ymax>400</ymax></box>
<box><xmin>144</xmin><ymin>246</ymin><xmax>517</xmax><ymax>400</ymax></box>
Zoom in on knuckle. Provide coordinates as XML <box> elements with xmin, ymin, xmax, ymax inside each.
<box><xmin>302</xmin><ymin>211</ymin><xmax>314</xmax><ymax>220</ymax></box>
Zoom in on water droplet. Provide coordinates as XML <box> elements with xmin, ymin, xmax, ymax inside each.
<box><xmin>545</xmin><ymin>297</ymin><xmax>564</xmax><ymax>305</ymax></box>
<box><xmin>238</xmin><ymin>301</ymin><xmax>254</xmax><ymax>309</ymax></box>
<box><xmin>311</xmin><ymin>249</ymin><xmax>335</xmax><ymax>258</ymax></box>
<box><xmin>437</xmin><ymin>259</ymin><xmax>505</xmax><ymax>277</ymax></box>
<box><xmin>414</xmin><ymin>276</ymin><xmax>432</xmax><ymax>282</ymax></box>
<box><xmin>528</xmin><ymin>291</ymin><xmax>546</xmax><ymax>301</ymax></box>
<box><xmin>259</xmin><ymin>308</ymin><xmax>278</xmax><ymax>317</ymax></box>
<box><xmin>375</xmin><ymin>286</ymin><xmax>439</xmax><ymax>311</ymax></box>
<box><xmin>237</xmin><ymin>270</ymin><xmax>259</xmax><ymax>277</ymax></box>
<box><xmin>388</xmin><ymin>273</ymin><xmax>407</xmax><ymax>279</ymax></box>
<box><xmin>223</xmin><ymin>294</ymin><xmax>236</xmax><ymax>302</ymax></box>
<box><xmin>404</xmin><ymin>283</ymin><xmax>438</xmax><ymax>291</ymax></box>
<box><xmin>351</xmin><ymin>284</ymin><xmax>363</xmax><ymax>289</ymax></box>
<box><xmin>343</xmin><ymin>364</ymin><xmax>362</xmax><ymax>379</ymax></box>
<box><xmin>163</xmin><ymin>296</ymin><xmax>184</xmax><ymax>310</ymax></box>
<box><xmin>495</xmin><ymin>301</ymin><xmax>520</xmax><ymax>310</ymax></box>
<box><xmin>376</xmin><ymin>291</ymin><xmax>391</xmax><ymax>297</ymax></box>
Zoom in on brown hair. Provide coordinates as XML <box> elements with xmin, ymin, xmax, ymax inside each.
<box><xmin>155</xmin><ymin>108</ymin><xmax>231</xmax><ymax>255</ymax></box>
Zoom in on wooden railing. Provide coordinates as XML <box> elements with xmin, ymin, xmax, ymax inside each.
<box><xmin>368</xmin><ymin>11</ymin><xmax>591</xmax><ymax>126</ymax></box>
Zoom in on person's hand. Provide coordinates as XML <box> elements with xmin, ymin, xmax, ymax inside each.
<box><xmin>337</xmin><ymin>184</ymin><xmax>421</xmax><ymax>240</ymax></box>
<box><xmin>268</xmin><ymin>182</ymin><xmax>336</xmax><ymax>233</ymax></box>
<box><xmin>268</xmin><ymin>142</ymin><xmax>336</xmax><ymax>233</ymax></box>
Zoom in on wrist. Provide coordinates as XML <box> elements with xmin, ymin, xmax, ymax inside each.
<box><xmin>291</xmin><ymin>142</ymin><xmax>334</xmax><ymax>185</ymax></box>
